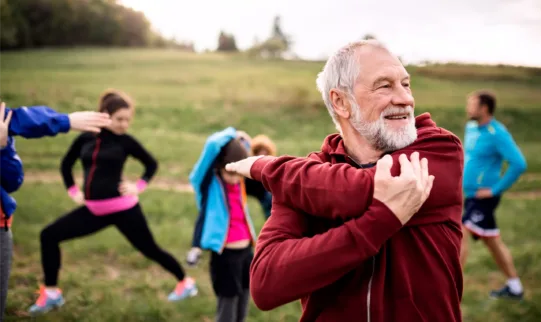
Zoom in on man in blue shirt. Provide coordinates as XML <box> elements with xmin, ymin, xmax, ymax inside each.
<box><xmin>460</xmin><ymin>90</ymin><xmax>527</xmax><ymax>300</ymax></box>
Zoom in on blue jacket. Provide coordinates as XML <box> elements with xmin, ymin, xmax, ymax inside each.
<box><xmin>1</xmin><ymin>106</ymin><xmax>71</xmax><ymax>220</ymax></box>
<box><xmin>463</xmin><ymin>118</ymin><xmax>527</xmax><ymax>198</ymax></box>
<box><xmin>189</xmin><ymin>127</ymin><xmax>257</xmax><ymax>254</ymax></box>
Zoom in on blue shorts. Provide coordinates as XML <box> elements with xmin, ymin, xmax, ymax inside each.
<box><xmin>462</xmin><ymin>197</ymin><xmax>501</xmax><ymax>240</ymax></box>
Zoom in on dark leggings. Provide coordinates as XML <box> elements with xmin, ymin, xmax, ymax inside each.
<box><xmin>40</xmin><ymin>204</ymin><xmax>185</xmax><ymax>286</ymax></box>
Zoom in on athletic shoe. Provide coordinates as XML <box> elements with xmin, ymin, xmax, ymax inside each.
<box><xmin>490</xmin><ymin>285</ymin><xmax>524</xmax><ymax>300</ymax></box>
<box><xmin>28</xmin><ymin>286</ymin><xmax>65</xmax><ymax>315</ymax></box>
<box><xmin>168</xmin><ymin>277</ymin><xmax>198</xmax><ymax>301</ymax></box>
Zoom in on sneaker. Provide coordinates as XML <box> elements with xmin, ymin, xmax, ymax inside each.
<box><xmin>28</xmin><ymin>286</ymin><xmax>65</xmax><ymax>315</ymax></box>
<box><xmin>186</xmin><ymin>248</ymin><xmax>202</xmax><ymax>267</ymax></box>
<box><xmin>168</xmin><ymin>277</ymin><xmax>198</xmax><ymax>301</ymax></box>
<box><xmin>490</xmin><ymin>285</ymin><xmax>524</xmax><ymax>300</ymax></box>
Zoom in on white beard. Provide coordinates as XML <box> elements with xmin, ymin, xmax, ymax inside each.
<box><xmin>349</xmin><ymin>102</ymin><xmax>417</xmax><ymax>152</ymax></box>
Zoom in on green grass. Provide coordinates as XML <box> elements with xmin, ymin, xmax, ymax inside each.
<box><xmin>1</xmin><ymin>48</ymin><xmax>541</xmax><ymax>321</ymax></box>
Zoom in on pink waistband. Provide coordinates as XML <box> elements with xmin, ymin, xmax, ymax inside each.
<box><xmin>85</xmin><ymin>195</ymin><xmax>139</xmax><ymax>216</ymax></box>
<box><xmin>68</xmin><ymin>180</ymin><xmax>147</xmax><ymax>216</ymax></box>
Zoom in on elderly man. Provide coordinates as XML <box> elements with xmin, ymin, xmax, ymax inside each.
<box><xmin>226</xmin><ymin>40</ymin><xmax>464</xmax><ymax>322</ymax></box>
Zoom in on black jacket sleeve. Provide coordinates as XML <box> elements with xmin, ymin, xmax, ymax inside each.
<box><xmin>126</xmin><ymin>135</ymin><xmax>158</xmax><ymax>182</ymax></box>
<box><xmin>60</xmin><ymin>133</ymin><xmax>89</xmax><ymax>189</ymax></box>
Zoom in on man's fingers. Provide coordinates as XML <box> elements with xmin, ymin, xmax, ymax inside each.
<box><xmin>375</xmin><ymin>154</ymin><xmax>393</xmax><ymax>179</ymax></box>
<box><xmin>85</xmin><ymin>126</ymin><xmax>102</xmax><ymax>133</ymax></box>
<box><xmin>420</xmin><ymin>157</ymin><xmax>428</xmax><ymax>185</ymax></box>
<box><xmin>424</xmin><ymin>175</ymin><xmax>435</xmax><ymax>198</ymax></box>
<box><xmin>225</xmin><ymin>162</ymin><xmax>237</xmax><ymax>173</ymax></box>
<box><xmin>4</xmin><ymin>110</ymin><xmax>13</xmax><ymax>125</ymax></box>
<box><xmin>0</xmin><ymin>102</ymin><xmax>5</xmax><ymax>119</ymax></box>
<box><xmin>410</xmin><ymin>152</ymin><xmax>421</xmax><ymax>179</ymax></box>
<box><xmin>398</xmin><ymin>153</ymin><xmax>413</xmax><ymax>177</ymax></box>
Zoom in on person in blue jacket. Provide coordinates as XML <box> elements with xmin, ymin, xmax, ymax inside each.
<box><xmin>460</xmin><ymin>91</ymin><xmax>527</xmax><ymax>300</ymax></box>
<box><xmin>0</xmin><ymin>101</ymin><xmax>110</xmax><ymax>319</ymax></box>
<box><xmin>186</xmin><ymin>127</ymin><xmax>257</xmax><ymax>322</ymax></box>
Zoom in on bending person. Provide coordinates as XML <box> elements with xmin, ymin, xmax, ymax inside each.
<box><xmin>187</xmin><ymin>127</ymin><xmax>257</xmax><ymax>322</ymax></box>
<box><xmin>28</xmin><ymin>90</ymin><xmax>196</xmax><ymax>315</ymax></box>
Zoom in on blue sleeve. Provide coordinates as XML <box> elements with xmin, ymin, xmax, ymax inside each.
<box><xmin>0</xmin><ymin>137</ymin><xmax>24</xmax><ymax>193</ymax></box>
<box><xmin>491</xmin><ymin>127</ymin><xmax>527</xmax><ymax>195</ymax></box>
<box><xmin>189</xmin><ymin>127</ymin><xmax>237</xmax><ymax>209</ymax></box>
<box><xmin>6</xmin><ymin>106</ymin><xmax>71</xmax><ymax>138</ymax></box>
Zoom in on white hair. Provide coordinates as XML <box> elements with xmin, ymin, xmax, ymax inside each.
<box><xmin>316</xmin><ymin>40</ymin><xmax>388</xmax><ymax>133</ymax></box>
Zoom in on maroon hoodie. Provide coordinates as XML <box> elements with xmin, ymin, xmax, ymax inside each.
<box><xmin>249</xmin><ymin>113</ymin><xmax>464</xmax><ymax>322</ymax></box>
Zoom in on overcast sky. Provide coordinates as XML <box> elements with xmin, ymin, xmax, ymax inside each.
<box><xmin>121</xmin><ymin>0</ymin><xmax>541</xmax><ymax>66</ymax></box>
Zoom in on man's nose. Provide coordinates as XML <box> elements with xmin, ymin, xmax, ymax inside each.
<box><xmin>392</xmin><ymin>85</ymin><xmax>414</xmax><ymax>107</ymax></box>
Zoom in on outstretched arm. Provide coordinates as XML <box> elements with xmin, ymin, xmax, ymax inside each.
<box><xmin>249</xmin><ymin>131</ymin><xmax>462</xmax><ymax>221</ymax></box>
<box><xmin>3</xmin><ymin>101</ymin><xmax>111</xmax><ymax>138</ymax></box>
<box><xmin>6</xmin><ymin>105</ymin><xmax>71</xmax><ymax>138</ymax></box>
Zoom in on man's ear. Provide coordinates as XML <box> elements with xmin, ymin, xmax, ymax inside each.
<box><xmin>330</xmin><ymin>89</ymin><xmax>351</xmax><ymax>119</ymax></box>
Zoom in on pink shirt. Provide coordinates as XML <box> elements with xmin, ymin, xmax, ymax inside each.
<box><xmin>225</xmin><ymin>183</ymin><xmax>251</xmax><ymax>243</ymax></box>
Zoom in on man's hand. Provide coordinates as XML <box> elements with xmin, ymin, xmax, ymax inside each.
<box><xmin>118</xmin><ymin>181</ymin><xmax>139</xmax><ymax>196</ymax></box>
<box><xmin>225</xmin><ymin>155</ymin><xmax>265</xmax><ymax>179</ymax></box>
<box><xmin>68</xmin><ymin>111</ymin><xmax>111</xmax><ymax>133</ymax></box>
<box><xmin>0</xmin><ymin>102</ymin><xmax>13</xmax><ymax>148</ymax></box>
<box><xmin>475</xmin><ymin>188</ymin><xmax>493</xmax><ymax>199</ymax></box>
<box><xmin>373</xmin><ymin>152</ymin><xmax>435</xmax><ymax>225</ymax></box>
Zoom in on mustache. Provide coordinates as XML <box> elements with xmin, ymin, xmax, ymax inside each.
<box><xmin>381</xmin><ymin>106</ymin><xmax>414</xmax><ymax>117</ymax></box>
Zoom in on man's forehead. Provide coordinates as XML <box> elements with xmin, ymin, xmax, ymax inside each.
<box><xmin>355</xmin><ymin>47</ymin><xmax>408</xmax><ymax>81</ymax></box>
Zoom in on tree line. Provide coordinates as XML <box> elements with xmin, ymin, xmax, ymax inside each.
<box><xmin>0</xmin><ymin>0</ymin><xmax>194</xmax><ymax>51</ymax></box>
<box><xmin>0</xmin><ymin>1</ymin><xmax>293</xmax><ymax>58</ymax></box>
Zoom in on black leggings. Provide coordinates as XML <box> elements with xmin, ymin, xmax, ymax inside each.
<box><xmin>40</xmin><ymin>204</ymin><xmax>185</xmax><ymax>286</ymax></box>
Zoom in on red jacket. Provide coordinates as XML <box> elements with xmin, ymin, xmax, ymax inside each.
<box><xmin>249</xmin><ymin>113</ymin><xmax>464</xmax><ymax>322</ymax></box>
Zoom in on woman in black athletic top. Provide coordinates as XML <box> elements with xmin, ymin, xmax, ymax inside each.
<box><xmin>29</xmin><ymin>89</ymin><xmax>197</xmax><ymax>315</ymax></box>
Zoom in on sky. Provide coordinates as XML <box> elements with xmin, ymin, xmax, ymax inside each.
<box><xmin>121</xmin><ymin>0</ymin><xmax>541</xmax><ymax>67</ymax></box>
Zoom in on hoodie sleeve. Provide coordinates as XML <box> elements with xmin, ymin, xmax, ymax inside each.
<box><xmin>0</xmin><ymin>137</ymin><xmax>24</xmax><ymax>193</ymax></box>
<box><xmin>250</xmin><ymin>199</ymin><xmax>402</xmax><ymax>310</ymax></box>
<box><xmin>490</xmin><ymin>126</ymin><xmax>527</xmax><ymax>195</ymax></box>
<box><xmin>60</xmin><ymin>133</ymin><xmax>88</xmax><ymax>191</ymax></box>
<box><xmin>6</xmin><ymin>106</ymin><xmax>71</xmax><ymax>138</ymax></box>
<box><xmin>250</xmin><ymin>130</ymin><xmax>463</xmax><ymax>222</ymax></box>
<box><xmin>189</xmin><ymin>127</ymin><xmax>237</xmax><ymax>209</ymax></box>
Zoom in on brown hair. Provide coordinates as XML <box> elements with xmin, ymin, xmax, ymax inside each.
<box><xmin>470</xmin><ymin>90</ymin><xmax>496</xmax><ymax>115</ymax></box>
<box><xmin>215</xmin><ymin>138</ymin><xmax>248</xmax><ymax>169</ymax></box>
<box><xmin>98</xmin><ymin>89</ymin><xmax>133</xmax><ymax>115</ymax></box>
<box><xmin>251</xmin><ymin>134</ymin><xmax>277</xmax><ymax>156</ymax></box>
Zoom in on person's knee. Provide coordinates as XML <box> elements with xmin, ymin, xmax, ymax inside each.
<box><xmin>40</xmin><ymin>226</ymin><xmax>55</xmax><ymax>243</ymax></box>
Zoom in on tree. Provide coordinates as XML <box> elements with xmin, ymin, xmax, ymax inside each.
<box><xmin>216</xmin><ymin>30</ymin><xmax>238</xmax><ymax>52</ymax></box>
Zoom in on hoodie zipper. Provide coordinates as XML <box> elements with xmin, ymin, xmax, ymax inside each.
<box><xmin>85</xmin><ymin>138</ymin><xmax>101</xmax><ymax>199</ymax></box>
<box><xmin>367</xmin><ymin>256</ymin><xmax>375</xmax><ymax>322</ymax></box>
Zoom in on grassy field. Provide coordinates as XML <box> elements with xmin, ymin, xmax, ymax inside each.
<box><xmin>1</xmin><ymin>48</ymin><xmax>541</xmax><ymax>321</ymax></box>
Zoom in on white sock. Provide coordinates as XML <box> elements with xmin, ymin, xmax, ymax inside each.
<box><xmin>507</xmin><ymin>278</ymin><xmax>523</xmax><ymax>294</ymax></box>
<box><xmin>45</xmin><ymin>288</ymin><xmax>61</xmax><ymax>299</ymax></box>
